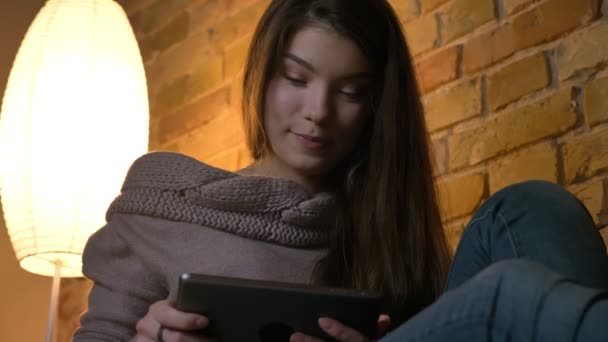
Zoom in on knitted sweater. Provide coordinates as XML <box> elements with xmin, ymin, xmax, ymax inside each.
<box><xmin>73</xmin><ymin>152</ymin><xmax>335</xmax><ymax>342</ymax></box>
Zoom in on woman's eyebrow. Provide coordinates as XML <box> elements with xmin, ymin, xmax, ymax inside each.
<box><xmin>285</xmin><ymin>53</ymin><xmax>315</xmax><ymax>71</ymax></box>
<box><xmin>284</xmin><ymin>53</ymin><xmax>373</xmax><ymax>80</ymax></box>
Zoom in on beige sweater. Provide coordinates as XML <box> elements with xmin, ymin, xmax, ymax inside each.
<box><xmin>73</xmin><ymin>152</ymin><xmax>335</xmax><ymax>341</ymax></box>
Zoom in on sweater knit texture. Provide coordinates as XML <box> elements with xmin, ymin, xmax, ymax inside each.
<box><xmin>108</xmin><ymin>151</ymin><xmax>336</xmax><ymax>247</ymax></box>
<box><xmin>73</xmin><ymin>152</ymin><xmax>335</xmax><ymax>341</ymax></box>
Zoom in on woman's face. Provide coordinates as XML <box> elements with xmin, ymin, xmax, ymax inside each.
<box><xmin>263</xmin><ymin>25</ymin><xmax>372</xmax><ymax>179</ymax></box>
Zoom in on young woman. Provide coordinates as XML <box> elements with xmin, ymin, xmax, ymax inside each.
<box><xmin>74</xmin><ymin>1</ymin><xmax>608</xmax><ymax>341</ymax></box>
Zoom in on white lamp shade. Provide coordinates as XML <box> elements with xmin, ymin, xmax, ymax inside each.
<box><xmin>0</xmin><ymin>0</ymin><xmax>149</xmax><ymax>277</ymax></box>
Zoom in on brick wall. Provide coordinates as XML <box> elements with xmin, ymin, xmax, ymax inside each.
<box><xmin>398</xmin><ymin>0</ymin><xmax>608</xmax><ymax>251</ymax></box>
<box><xmin>57</xmin><ymin>0</ymin><xmax>608</xmax><ymax>340</ymax></box>
<box><xmin>132</xmin><ymin>0</ymin><xmax>267</xmax><ymax>170</ymax></box>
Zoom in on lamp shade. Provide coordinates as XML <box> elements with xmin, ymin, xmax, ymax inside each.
<box><xmin>0</xmin><ymin>0</ymin><xmax>149</xmax><ymax>277</ymax></box>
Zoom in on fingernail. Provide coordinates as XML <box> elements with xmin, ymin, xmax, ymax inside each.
<box><xmin>319</xmin><ymin>317</ymin><xmax>332</xmax><ymax>330</ymax></box>
<box><xmin>195</xmin><ymin>316</ymin><xmax>208</xmax><ymax>327</ymax></box>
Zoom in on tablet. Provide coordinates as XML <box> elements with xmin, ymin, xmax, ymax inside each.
<box><xmin>175</xmin><ymin>273</ymin><xmax>384</xmax><ymax>342</ymax></box>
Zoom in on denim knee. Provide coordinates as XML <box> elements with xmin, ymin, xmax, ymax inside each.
<box><xmin>476</xmin><ymin>180</ymin><xmax>592</xmax><ymax>223</ymax></box>
<box><xmin>478</xmin><ymin>260</ymin><xmax>564</xmax><ymax>331</ymax></box>
<box><xmin>385</xmin><ymin>260</ymin><xmax>605</xmax><ymax>342</ymax></box>
<box><xmin>448</xmin><ymin>179</ymin><xmax>608</xmax><ymax>290</ymax></box>
<box><xmin>477</xmin><ymin>258</ymin><xmax>563</xmax><ymax>289</ymax></box>
<box><xmin>385</xmin><ymin>260</ymin><xmax>566</xmax><ymax>342</ymax></box>
<box><xmin>472</xmin><ymin>259</ymin><xmax>597</xmax><ymax>342</ymax></box>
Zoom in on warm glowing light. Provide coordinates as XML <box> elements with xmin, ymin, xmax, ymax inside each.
<box><xmin>0</xmin><ymin>0</ymin><xmax>149</xmax><ymax>277</ymax></box>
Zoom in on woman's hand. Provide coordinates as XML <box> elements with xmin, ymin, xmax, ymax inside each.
<box><xmin>290</xmin><ymin>314</ymin><xmax>391</xmax><ymax>342</ymax></box>
<box><xmin>131</xmin><ymin>299</ymin><xmax>218</xmax><ymax>342</ymax></box>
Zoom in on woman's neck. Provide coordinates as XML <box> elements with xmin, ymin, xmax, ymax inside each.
<box><xmin>236</xmin><ymin>158</ymin><xmax>329</xmax><ymax>194</ymax></box>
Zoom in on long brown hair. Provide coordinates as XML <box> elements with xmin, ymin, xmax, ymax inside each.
<box><xmin>242</xmin><ymin>0</ymin><xmax>451</xmax><ymax>325</ymax></box>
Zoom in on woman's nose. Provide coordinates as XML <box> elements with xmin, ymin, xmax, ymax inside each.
<box><xmin>304</xmin><ymin>111</ymin><xmax>324</xmax><ymax>123</ymax></box>
<box><xmin>304</xmin><ymin>88</ymin><xmax>331</xmax><ymax>123</ymax></box>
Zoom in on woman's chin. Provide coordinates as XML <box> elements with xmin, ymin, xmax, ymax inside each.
<box><xmin>287</xmin><ymin>159</ymin><xmax>334</xmax><ymax>177</ymax></box>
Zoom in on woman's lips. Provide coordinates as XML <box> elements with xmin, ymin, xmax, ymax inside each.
<box><xmin>292</xmin><ymin>132</ymin><xmax>326</xmax><ymax>149</ymax></box>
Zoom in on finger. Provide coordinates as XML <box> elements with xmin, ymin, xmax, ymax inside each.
<box><xmin>130</xmin><ymin>335</ymin><xmax>155</xmax><ymax>342</ymax></box>
<box><xmin>290</xmin><ymin>332</ymin><xmax>324</xmax><ymax>342</ymax></box>
<box><xmin>150</xmin><ymin>300</ymin><xmax>209</xmax><ymax>330</ymax></box>
<box><xmin>162</xmin><ymin>326</ymin><xmax>216</xmax><ymax>342</ymax></box>
<box><xmin>135</xmin><ymin>319</ymin><xmax>216</xmax><ymax>342</ymax></box>
<box><xmin>376</xmin><ymin>314</ymin><xmax>391</xmax><ymax>338</ymax></box>
<box><xmin>319</xmin><ymin>317</ymin><xmax>367</xmax><ymax>342</ymax></box>
<box><xmin>135</xmin><ymin>315</ymin><xmax>162</xmax><ymax>339</ymax></box>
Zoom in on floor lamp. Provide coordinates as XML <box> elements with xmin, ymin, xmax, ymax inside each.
<box><xmin>0</xmin><ymin>1</ymin><xmax>149</xmax><ymax>341</ymax></box>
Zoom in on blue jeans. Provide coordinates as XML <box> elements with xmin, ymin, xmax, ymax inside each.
<box><xmin>382</xmin><ymin>180</ymin><xmax>608</xmax><ymax>342</ymax></box>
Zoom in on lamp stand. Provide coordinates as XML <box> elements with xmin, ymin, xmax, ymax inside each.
<box><xmin>45</xmin><ymin>261</ymin><xmax>62</xmax><ymax>342</ymax></box>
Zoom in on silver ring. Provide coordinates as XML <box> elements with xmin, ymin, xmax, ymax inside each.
<box><xmin>156</xmin><ymin>324</ymin><xmax>165</xmax><ymax>342</ymax></box>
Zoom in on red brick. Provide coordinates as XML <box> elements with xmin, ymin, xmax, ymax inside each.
<box><xmin>117</xmin><ymin>0</ymin><xmax>155</xmax><ymax>16</ymax></box>
<box><xmin>563</xmin><ymin>125</ymin><xmax>608</xmax><ymax>184</ymax></box>
<box><xmin>230</xmin><ymin>73</ymin><xmax>245</xmax><ymax>114</ymax></box>
<box><xmin>148</xmin><ymin>118</ymin><xmax>161</xmax><ymax>150</ymax></box>
<box><xmin>150</xmin><ymin>75</ymin><xmax>189</xmax><ymax>121</ymax></box>
<box><xmin>463</xmin><ymin>0</ymin><xmax>600</xmax><ymax>74</ymax></box>
<box><xmin>569</xmin><ymin>178</ymin><xmax>606</xmax><ymax>225</ymax></box>
<box><xmin>433</xmin><ymin>138</ymin><xmax>448</xmax><ymax>175</ymax></box>
<box><xmin>555</xmin><ymin>20</ymin><xmax>608</xmax><ymax>81</ymax></box>
<box><xmin>404</xmin><ymin>13</ymin><xmax>438</xmax><ymax>56</ymax></box>
<box><xmin>190</xmin><ymin>0</ymin><xmax>229</xmax><ymax>31</ymax></box>
<box><xmin>185</xmin><ymin>55</ymin><xmax>224</xmax><ymax>100</ymax></box>
<box><xmin>389</xmin><ymin>0</ymin><xmax>419</xmax><ymax>22</ymax></box>
<box><xmin>149</xmin><ymin>53</ymin><xmax>223</xmax><ymax>121</ymax></box>
<box><xmin>223</xmin><ymin>0</ymin><xmax>265</xmax><ymax>16</ymax></box>
<box><xmin>139</xmin><ymin>12</ymin><xmax>190</xmax><ymax>62</ymax></box>
<box><xmin>415</xmin><ymin>46</ymin><xmax>459</xmax><ymax>94</ymax></box>
<box><xmin>585</xmin><ymin>75</ymin><xmax>608</xmax><ymax>127</ymax></box>
<box><xmin>444</xmin><ymin>217</ymin><xmax>470</xmax><ymax>253</ymax></box>
<box><xmin>176</xmin><ymin>111</ymin><xmax>245</xmax><ymax>161</ymax></box>
<box><xmin>440</xmin><ymin>0</ymin><xmax>496</xmax><ymax>43</ymax></box>
<box><xmin>237</xmin><ymin>143</ymin><xmax>254</xmax><ymax>169</ymax></box>
<box><xmin>127</xmin><ymin>11</ymin><xmax>145</xmax><ymax>39</ymax></box>
<box><xmin>145</xmin><ymin>28</ymin><xmax>218</xmax><ymax>97</ymax></box>
<box><xmin>158</xmin><ymin>87</ymin><xmax>230</xmax><ymax>145</ymax></box>
<box><xmin>209</xmin><ymin>0</ymin><xmax>269</xmax><ymax>52</ymax></box>
<box><xmin>421</xmin><ymin>0</ymin><xmax>450</xmax><ymax>13</ymax></box>
<box><xmin>488</xmin><ymin>142</ymin><xmax>558</xmax><ymax>194</ymax></box>
<box><xmin>206</xmin><ymin>146</ymin><xmax>241</xmax><ymax>171</ymax></box>
<box><xmin>140</xmin><ymin>0</ymin><xmax>194</xmax><ymax>35</ymax></box>
<box><xmin>601</xmin><ymin>227</ymin><xmax>608</xmax><ymax>252</ymax></box>
<box><xmin>437</xmin><ymin>171</ymin><xmax>486</xmax><ymax>220</ymax></box>
<box><xmin>503</xmin><ymin>0</ymin><xmax>536</xmax><ymax>15</ymax></box>
<box><xmin>57</xmin><ymin>278</ymin><xmax>92</xmax><ymax>342</ymax></box>
<box><xmin>162</xmin><ymin>141</ymin><xmax>181</xmax><ymax>154</ymax></box>
<box><xmin>449</xmin><ymin>89</ymin><xmax>576</xmax><ymax>170</ymax></box>
<box><xmin>224</xmin><ymin>34</ymin><xmax>252</xmax><ymax>80</ymax></box>
<box><xmin>488</xmin><ymin>53</ymin><xmax>550</xmax><ymax>111</ymax></box>
<box><xmin>424</xmin><ymin>78</ymin><xmax>482</xmax><ymax>132</ymax></box>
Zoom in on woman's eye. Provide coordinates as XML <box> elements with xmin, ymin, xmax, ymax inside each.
<box><xmin>340</xmin><ymin>90</ymin><xmax>365</xmax><ymax>102</ymax></box>
<box><xmin>284</xmin><ymin>74</ymin><xmax>306</xmax><ymax>86</ymax></box>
